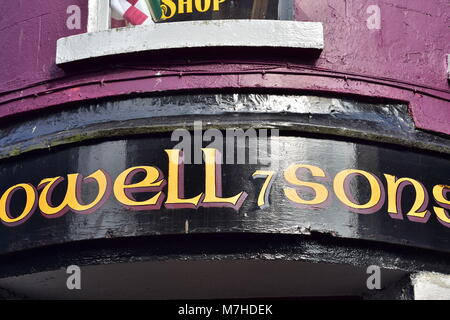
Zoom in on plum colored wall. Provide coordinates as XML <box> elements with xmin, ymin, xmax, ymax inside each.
<box><xmin>0</xmin><ymin>0</ymin><xmax>449</xmax><ymax>134</ymax></box>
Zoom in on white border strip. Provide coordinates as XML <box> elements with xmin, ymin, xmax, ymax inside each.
<box><xmin>447</xmin><ymin>54</ymin><xmax>450</xmax><ymax>80</ymax></box>
<box><xmin>88</xmin><ymin>0</ymin><xmax>111</xmax><ymax>33</ymax></box>
<box><xmin>57</xmin><ymin>20</ymin><xmax>324</xmax><ymax>65</ymax></box>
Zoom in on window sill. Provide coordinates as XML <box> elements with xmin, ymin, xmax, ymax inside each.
<box><xmin>56</xmin><ymin>20</ymin><xmax>324</xmax><ymax>65</ymax></box>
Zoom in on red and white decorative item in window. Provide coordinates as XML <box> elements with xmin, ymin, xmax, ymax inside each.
<box><xmin>110</xmin><ymin>0</ymin><xmax>155</xmax><ymax>28</ymax></box>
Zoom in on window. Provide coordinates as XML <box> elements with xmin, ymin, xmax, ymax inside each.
<box><xmin>106</xmin><ymin>0</ymin><xmax>294</xmax><ymax>29</ymax></box>
<box><xmin>59</xmin><ymin>0</ymin><xmax>322</xmax><ymax>65</ymax></box>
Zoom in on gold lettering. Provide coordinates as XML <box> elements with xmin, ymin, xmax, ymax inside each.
<box><xmin>39</xmin><ymin>169</ymin><xmax>111</xmax><ymax>216</ymax></box>
<box><xmin>178</xmin><ymin>0</ymin><xmax>193</xmax><ymax>14</ymax></box>
<box><xmin>114</xmin><ymin>166</ymin><xmax>165</xmax><ymax>210</ymax></box>
<box><xmin>433</xmin><ymin>184</ymin><xmax>450</xmax><ymax>227</ymax></box>
<box><xmin>161</xmin><ymin>0</ymin><xmax>176</xmax><ymax>19</ymax></box>
<box><xmin>283</xmin><ymin>164</ymin><xmax>329</xmax><ymax>207</ymax></box>
<box><xmin>384</xmin><ymin>174</ymin><xmax>430</xmax><ymax>222</ymax></box>
<box><xmin>213</xmin><ymin>0</ymin><xmax>225</xmax><ymax>11</ymax></box>
<box><xmin>0</xmin><ymin>183</ymin><xmax>37</xmax><ymax>226</ymax></box>
<box><xmin>165</xmin><ymin>149</ymin><xmax>203</xmax><ymax>208</ymax></box>
<box><xmin>201</xmin><ymin>148</ymin><xmax>247</xmax><ymax>209</ymax></box>
<box><xmin>195</xmin><ymin>0</ymin><xmax>211</xmax><ymax>12</ymax></box>
<box><xmin>334</xmin><ymin>169</ymin><xmax>384</xmax><ymax>214</ymax></box>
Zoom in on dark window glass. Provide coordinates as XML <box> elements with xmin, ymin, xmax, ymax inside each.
<box><xmin>111</xmin><ymin>0</ymin><xmax>294</xmax><ymax>29</ymax></box>
<box><xmin>153</xmin><ymin>0</ymin><xmax>294</xmax><ymax>22</ymax></box>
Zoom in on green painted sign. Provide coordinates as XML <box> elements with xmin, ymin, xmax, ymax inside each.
<box><xmin>145</xmin><ymin>0</ymin><xmax>163</xmax><ymax>21</ymax></box>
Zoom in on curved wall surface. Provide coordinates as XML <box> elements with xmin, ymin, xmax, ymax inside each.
<box><xmin>0</xmin><ymin>0</ymin><xmax>449</xmax><ymax>299</ymax></box>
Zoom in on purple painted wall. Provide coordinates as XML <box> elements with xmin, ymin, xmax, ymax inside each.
<box><xmin>297</xmin><ymin>0</ymin><xmax>449</xmax><ymax>91</ymax></box>
<box><xmin>0</xmin><ymin>0</ymin><xmax>449</xmax><ymax>134</ymax></box>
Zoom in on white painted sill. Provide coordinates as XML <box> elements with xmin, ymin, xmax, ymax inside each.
<box><xmin>56</xmin><ymin>20</ymin><xmax>324</xmax><ymax>65</ymax></box>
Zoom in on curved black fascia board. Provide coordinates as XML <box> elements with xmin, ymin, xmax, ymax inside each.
<box><xmin>0</xmin><ymin>94</ymin><xmax>449</xmax><ymax>279</ymax></box>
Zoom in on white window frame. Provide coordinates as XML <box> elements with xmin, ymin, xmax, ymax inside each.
<box><xmin>88</xmin><ymin>0</ymin><xmax>111</xmax><ymax>32</ymax></box>
<box><xmin>447</xmin><ymin>54</ymin><xmax>450</xmax><ymax>80</ymax></box>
